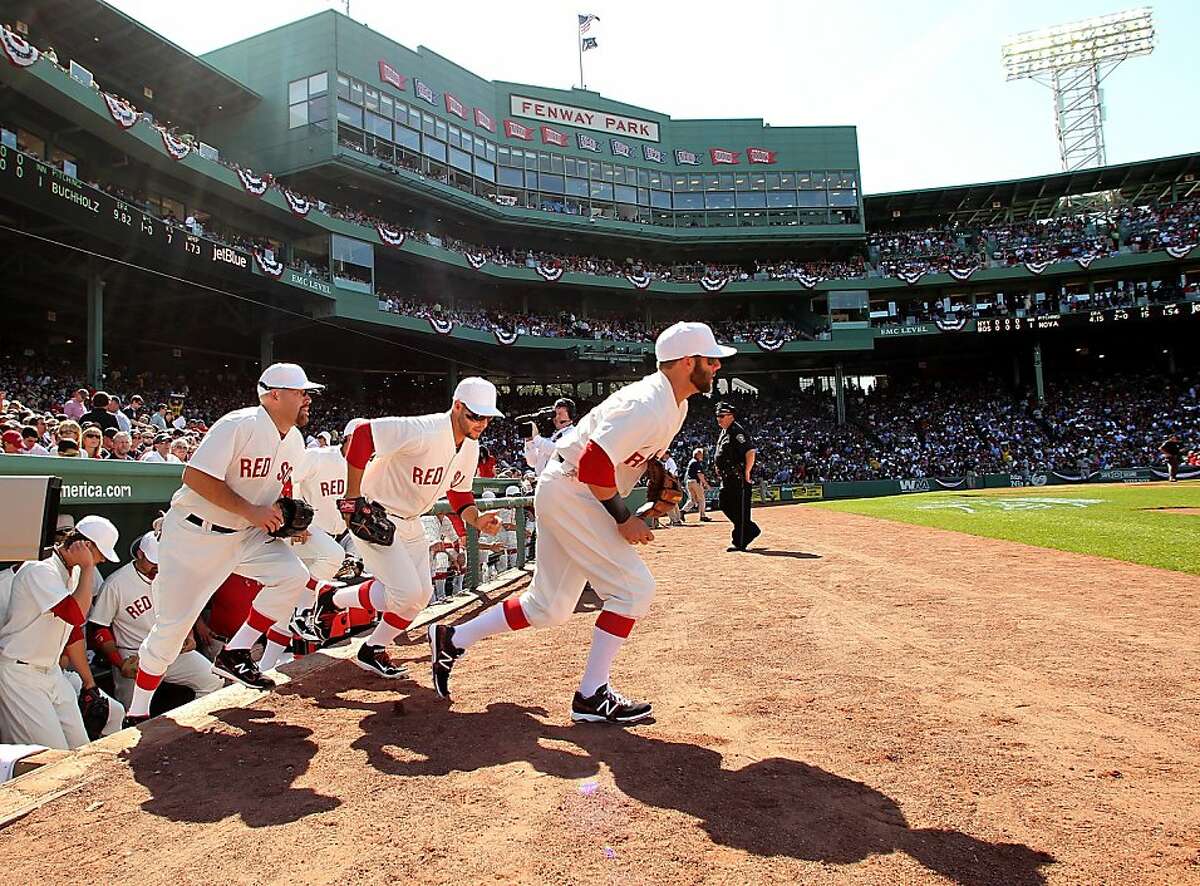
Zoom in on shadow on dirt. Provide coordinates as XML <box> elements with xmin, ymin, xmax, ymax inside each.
<box><xmin>745</xmin><ymin>548</ymin><xmax>822</xmax><ymax>559</ymax></box>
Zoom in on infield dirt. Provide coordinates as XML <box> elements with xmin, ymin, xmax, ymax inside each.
<box><xmin>2</xmin><ymin>506</ymin><xmax>1198</xmax><ymax>884</ymax></box>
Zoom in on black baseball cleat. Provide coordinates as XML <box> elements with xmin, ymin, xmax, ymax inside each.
<box><xmin>354</xmin><ymin>643</ymin><xmax>407</xmax><ymax>679</ymax></box>
<box><xmin>571</xmin><ymin>684</ymin><xmax>653</xmax><ymax>724</ymax></box>
<box><xmin>745</xmin><ymin>524</ymin><xmax>762</xmax><ymax>547</ymax></box>
<box><xmin>429</xmin><ymin>623</ymin><xmax>464</xmax><ymax>699</ymax></box>
<box><xmin>726</xmin><ymin>545</ymin><xmax>746</xmax><ymax>552</ymax></box>
<box><xmin>288</xmin><ymin>607</ymin><xmax>324</xmax><ymax>644</ymax></box>
<box><xmin>699</xmin><ymin>516</ymin><xmax>714</xmax><ymax>522</ymax></box>
<box><xmin>122</xmin><ymin>714</ymin><xmax>151</xmax><ymax>729</ymax></box>
<box><xmin>212</xmin><ymin>648</ymin><xmax>277</xmax><ymax>690</ymax></box>
<box><xmin>334</xmin><ymin>555</ymin><xmax>365</xmax><ymax>581</ymax></box>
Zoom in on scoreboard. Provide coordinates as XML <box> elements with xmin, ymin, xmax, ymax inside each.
<box><xmin>976</xmin><ymin>301</ymin><xmax>1200</xmax><ymax>334</ymax></box>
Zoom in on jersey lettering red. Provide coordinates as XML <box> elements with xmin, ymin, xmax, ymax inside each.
<box><xmin>412</xmin><ymin>466</ymin><xmax>445</xmax><ymax>486</ymax></box>
<box><xmin>124</xmin><ymin>595</ymin><xmax>152</xmax><ymax>620</ymax></box>
<box><xmin>240</xmin><ymin>456</ymin><xmax>273</xmax><ymax>478</ymax></box>
<box><xmin>623</xmin><ymin>452</ymin><xmax>647</xmax><ymax>468</ymax></box>
<box><xmin>319</xmin><ymin>479</ymin><xmax>346</xmax><ymax>497</ymax></box>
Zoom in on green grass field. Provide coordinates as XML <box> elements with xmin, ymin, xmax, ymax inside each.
<box><xmin>815</xmin><ymin>481</ymin><xmax>1200</xmax><ymax>576</ymax></box>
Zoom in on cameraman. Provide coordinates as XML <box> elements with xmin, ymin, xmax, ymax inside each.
<box><xmin>519</xmin><ymin>397</ymin><xmax>576</xmax><ymax>476</ymax></box>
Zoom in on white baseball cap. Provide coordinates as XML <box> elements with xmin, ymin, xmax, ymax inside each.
<box><xmin>654</xmin><ymin>322</ymin><xmax>737</xmax><ymax>362</ymax></box>
<box><xmin>481</xmin><ymin>490</ymin><xmax>496</xmax><ymax>499</ymax></box>
<box><xmin>75</xmin><ymin>515</ymin><xmax>119</xmax><ymax>563</ymax></box>
<box><xmin>343</xmin><ymin>417</ymin><xmax>367</xmax><ymax>439</ymax></box>
<box><xmin>453</xmin><ymin>377</ymin><xmax>504</xmax><ymax>418</ymax></box>
<box><xmin>257</xmin><ymin>362</ymin><xmax>325</xmax><ymax>393</ymax></box>
<box><xmin>137</xmin><ymin>532</ymin><xmax>159</xmax><ymax>565</ymax></box>
<box><xmin>505</xmin><ymin>485</ymin><xmax>520</xmax><ymax>496</ymax></box>
<box><xmin>317</xmin><ymin>431</ymin><xmax>331</xmax><ymax>442</ymax></box>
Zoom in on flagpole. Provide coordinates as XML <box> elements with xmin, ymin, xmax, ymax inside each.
<box><xmin>578</xmin><ymin>29</ymin><xmax>584</xmax><ymax>89</ymax></box>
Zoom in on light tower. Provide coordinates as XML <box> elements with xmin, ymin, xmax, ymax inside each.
<box><xmin>1002</xmin><ymin>8</ymin><xmax>1155</xmax><ymax>172</ymax></box>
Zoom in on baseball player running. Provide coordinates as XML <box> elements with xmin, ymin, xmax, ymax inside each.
<box><xmin>430</xmin><ymin>322</ymin><xmax>734</xmax><ymax>724</ymax></box>
<box><xmin>0</xmin><ymin>516</ymin><xmax>120</xmax><ymax>749</ymax></box>
<box><xmin>89</xmin><ymin>533</ymin><xmax>222</xmax><ymax>708</ymax></box>
<box><xmin>289</xmin><ymin>418</ymin><xmax>364</xmax><ymax>578</ymax></box>
<box><xmin>320</xmin><ymin>377</ymin><xmax>504</xmax><ymax>679</ymax></box>
<box><xmin>124</xmin><ymin>363</ymin><xmax>323</xmax><ymax>726</ymax></box>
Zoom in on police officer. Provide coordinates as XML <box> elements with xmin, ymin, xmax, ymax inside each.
<box><xmin>713</xmin><ymin>401</ymin><xmax>760</xmax><ymax>551</ymax></box>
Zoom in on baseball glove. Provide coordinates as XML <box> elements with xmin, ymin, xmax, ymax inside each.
<box><xmin>338</xmin><ymin>496</ymin><xmax>395</xmax><ymax>546</ymax></box>
<box><xmin>635</xmin><ymin>456</ymin><xmax>684</xmax><ymax>519</ymax></box>
<box><xmin>269</xmin><ymin>497</ymin><xmax>315</xmax><ymax>538</ymax></box>
<box><xmin>78</xmin><ymin>686</ymin><xmax>109</xmax><ymax>741</ymax></box>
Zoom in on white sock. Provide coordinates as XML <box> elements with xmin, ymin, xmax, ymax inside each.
<box><xmin>128</xmin><ymin>685</ymin><xmax>154</xmax><ymax>718</ymax></box>
<box><xmin>366</xmin><ymin>620</ymin><xmax>402</xmax><ymax>647</ymax></box>
<box><xmin>259</xmin><ymin>640</ymin><xmax>289</xmax><ymax>671</ymax></box>
<box><xmin>333</xmin><ymin>578</ymin><xmax>384</xmax><ymax>610</ymax></box>
<box><xmin>451</xmin><ymin>603</ymin><xmax>512</xmax><ymax>649</ymax></box>
<box><xmin>579</xmin><ymin>627</ymin><xmax>626</xmax><ymax>697</ymax></box>
<box><xmin>226</xmin><ymin>620</ymin><xmax>264</xmax><ymax>651</ymax></box>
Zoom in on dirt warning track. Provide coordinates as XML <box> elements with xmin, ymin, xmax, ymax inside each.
<box><xmin>2</xmin><ymin>506</ymin><xmax>1198</xmax><ymax>884</ymax></box>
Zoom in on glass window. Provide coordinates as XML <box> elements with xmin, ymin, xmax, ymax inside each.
<box><xmin>308</xmin><ymin>72</ymin><xmax>327</xmax><ymax>95</ymax></box>
<box><xmin>637</xmin><ymin>187</ymin><xmax>649</xmax><ymax>205</ymax></box>
<box><xmin>289</xmin><ymin>103</ymin><xmax>308</xmax><ymax>128</ymax></box>
<box><xmin>834</xmin><ymin>171</ymin><xmax>857</xmax><ymax>189</ymax></box>
<box><xmin>766</xmin><ymin>190</ymin><xmax>797</xmax><ymax>208</ymax></box>
<box><xmin>811</xmin><ymin>172</ymin><xmax>827</xmax><ymax>188</ymax></box>
<box><xmin>750</xmin><ymin>174</ymin><xmax>766</xmax><ymax>190</ymax></box>
<box><xmin>718</xmin><ymin>173</ymin><xmax>734</xmax><ymax>189</ymax></box>
<box><xmin>764</xmin><ymin>173</ymin><xmax>780</xmax><ymax>190</ymax></box>
<box><xmin>448</xmin><ymin>124</ymin><xmax>460</xmax><ymax>147</ymax></box>
<box><xmin>393</xmin><ymin>99</ymin><xmax>407</xmax><ymax>121</ymax></box>
<box><xmin>540</xmin><ymin>153</ymin><xmax>553</xmax><ymax>173</ymax></box>
<box><xmin>540</xmin><ymin>173</ymin><xmax>565</xmax><ymax>193</ymax></box>
<box><xmin>485</xmin><ymin>142</ymin><xmax>496</xmax><ymax>163</ymax></box>
<box><xmin>798</xmin><ymin>190</ymin><xmax>828</xmax><ymax>207</ymax></box>
<box><xmin>525</xmin><ymin>151</ymin><xmax>539</xmax><ymax>169</ymax></box>
<box><xmin>349</xmin><ymin>80</ymin><xmax>363</xmax><ymax>105</ymax></box>
<box><xmin>380</xmin><ymin>94</ymin><xmax>392</xmax><ymax>118</ymax></box>
<box><xmin>637</xmin><ymin>169</ymin><xmax>650</xmax><ymax>187</ymax></box>
<box><xmin>590</xmin><ymin>181</ymin><xmax>614</xmax><ymax>200</ymax></box>
<box><xmin>409</xmin><ymin>106</ymin><xmax>421</xmax><ymax>129</ymax></box>
<box><xmin>673</xmin><ymin>174</ymin><xmax>688</xmax><ymax>191</ymax></box>
<box><xmin>337</xmin><ymin>73</ymin><xmax>350</xmax><ymax>100</ymax></box>
<box><xmin>364</xmin><ymin>87</ymin><xmax>379</xmax><ymax>112</ymax></box>
<box><xmin>421</xmin><ymin>136</ymin><xmax>446</xmax><ymax>161</ymax></box>
<box><xmin>600</xmin><ymin>162</ymin><xmax>613</xmax><ymax>180</ymax></box>
<box><xmin>309</xmin><ymin>95</ymin><xmax>328</xmax><ymax>125</ymax></box>
<box><xmin>703</xmin><ymin>174</ymin><xmax>720</xmax><ymax>190</ymax></box>
<box><xmin>704</xmin><ymin>191</ymin><xmax>735</xmax><ymax>209</ymax></box>
<box><xmin>828</xmin><ymin>190</ymin><xmax>858</xmax><ymax>207</ymax></box>
<box><xmin>564</xmin><ymin>157</ymin><xmax>577</xmax><ymax>176</ymax></box>
<box><xmin>737</xmin><ymin>191</ymin><xmax>766</xmax><ymax>208</ymax></box>
<box><xmin>648</xmin><ymin>171</ymin><xmax>664</xmax><ymax>189</ymax></box>
<box><xmin>551</xmin><ymin>153</ymin><xmax>564</xmax><ymax>173</ymax></box>
<box><xmin>394</xmin><ymin>125</ymin><xmax>420</xmax><ymax>151</ymax></box>
<box><xmin>614</xmin><ymin>183</ymin><xmax>636</xmax><ymax>204</ymax></box>
<box><xmin>498</xmin><ymin>146</ymin><xmax>511</xmax><ymax>166</ymax></box>
<box><xmin>366</xmin><ymin>111</ymin><xmax>391</xmax><ymax>140</ymax></box>
<box><xmin>650</xmin><ymin>189</ymin><xmax>671</xmax><ymax>209</ymax></box>
<box><xmin>474</xmin><ymin>158</ymin><xmax>495</xmax><ymax>182</ymax></box>
<box><xmin>422</xmin><ymin>113</ymin><xmax>435</xmax><ymax>136</ymax></box>
<box><xmin>462</xmin><ymin>131</ymin><xmax>473</xmax><ymax>152</ymax></box>
<box><xmin>435</xmin><ymin>119</ymin><xmax>447</xmax><ymax>141</ymax></box>
<box><xmin>779</xmin><ymin>173</ymin><xmax>795</xmax><ymax>189</ymax></box>
<box><xmin>589</xmin><ymin>160</ymin><xmax>602</xmax><ymax>179</ymax></box>
<box><xmin>565</xmin><ymin>177</ymin><xmax>589</xmax><ymax>196</ymax></box>
<box><xmin>497</xmin><ymin>166</ymin><xmax>523</xmax><ymax>186</ymax></box>
<box><xmin>448</xmin><ymin>145</ymin><xmax>472</xmax><ymax>172</ymax></box>
<box><xmin>525</xmin><ymin>171</ymin><xmax>539</xmax><ymax>189</ymax></box>
<box><xmin>734</xmin><ymin>174</ymin><xmax>750</xmax><ymax>191</ymax></box>
<box><xmin>613</xmin><ymin>165</ymin><xmax>625</xmax><ymax>184</ymax></box>
<box><xmin>796</xmin><ymin>171</ymin><xmax>815</xmax><ymax>189</ymax></box>
<box><xmin>337</xmin><ymin>99</ymin><xmax>363</xmax><ymax>127</ymax></box>
<box><xmin>674</xmin><ymin>192</ymin><xmax>703</xmax><ymax>210</ymax></box>
<box><xmin>799</xmin><ymin>209</ymin><xmax>829</xmax><ymax>225</ymax></box>
<box><xmin>289</xmin><ymin>78</ymin><xmax>308</xmax><ymax>105</ymax></box>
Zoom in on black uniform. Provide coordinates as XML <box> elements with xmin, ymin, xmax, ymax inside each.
<box><xmin>714</xmin><ymin>418</ymin><xmax>760</xmax><ymax>550</ymax></box>
<box><xmin>1160</xmin><ymin>437</ymin><xmax>1182</xmax><ymax>481</ymax></box>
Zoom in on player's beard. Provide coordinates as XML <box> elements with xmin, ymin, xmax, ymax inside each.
<box><xmin>295</xmin><ymin>404</ymin><xmax>310</xmax><ymax>428</ymax></box>
<box><xmin>689</xmin><ymin>360</ymin><xmax>715</xmax><ymax>394</ymax></box>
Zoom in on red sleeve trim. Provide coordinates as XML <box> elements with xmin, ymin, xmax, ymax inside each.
<box><xmin>91</xmin><ymin>626</ymin><xmax>125</xmax><ymax>666</ymax></box>
<box><xmin>446</xmin><ymin>490</ymin><xmax>475</xmax><ymax>515</ymax></box>
<box><xmin>68</xmin><ymin>624</ymin><xmax>84</xmax><ymax>645</ymax></box>
<box><xmin>577</xmin><ymin>440</ymin><xmax>616</xmax><ymax>487</ymax></box>
<box><xmin>50</xmin><ymin>596</ymin><xmax>85</xmax><ymax>627</ymax></box>
<box><xmin>346</xmin><ymin>422</ymin><xmax>376</xmax><ymax>469</ymax></box>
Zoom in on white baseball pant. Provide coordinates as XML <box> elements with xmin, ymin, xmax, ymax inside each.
<box><xmin>289</xmin><ymin>527</ymin><xmax>346</xmax><ymax>581</ymax></box>
<box><xmin>355</xmin><ymin>516</ymin><xmax>432</xmax><ymax>623</ymax></box>
<box><xmin>516</xmin><ymin>460</ymin><xmax>654</xmax><ymax>627</ymax></box>
<box><xmin>111</xmin><ymin>650</ymin><xmax>223</xmax><ymax>709</ymax></box>
<box><xmin>0</xmin><ymin>659</ymin><xmax>89</xmax><ymax>749</ymax></box>
<box><xmin>137</xmin><ymin>508</ymin><xmax>310</xmax><ymax>678</ymax></box>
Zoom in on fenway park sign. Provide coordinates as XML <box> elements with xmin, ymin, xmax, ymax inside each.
<box><xmin>509</xmin><ymin>95</ymin><xmax>660</xmax><ymax>142</ymax></box>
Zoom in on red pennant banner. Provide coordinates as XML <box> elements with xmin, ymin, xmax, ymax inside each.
<box><xmin>444</xmin><ymin>92</ymin><xmax>467</xmax><ymax>119</ymax></box>
<box><xmin>746</xmin><ymin>147</ymin><xmax>777</xmax><ymax>164</ymax></box>
<box><xmin>540</xmin><ymin>125</ymin><xmax>567</xmax><ymax>147</ymax></box>
<box><xmin>474</xmin><ymin>108</ymin><xmax>495</xmax><ymax>132</ymax></box>
<box><xmin>378</xmin><ymin>60</ymin><xmax>407</xmax><ymax>91</ymax></box>
<box><xmin>710</xmin><ymin>148</ymin><xmax>740</xmax><ymax>165</ymax></box>
<box><xmin>504</xmin><ymin>119</ymin><xmax>533</xmax><ymax>140</ymax></box>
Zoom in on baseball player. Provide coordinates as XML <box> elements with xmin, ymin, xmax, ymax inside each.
<box><xmin>522</xmin><ymin>398</ymin><xmax>576</xmax><ymax>476</ymax></box>
<box><xmin>0</xmin><ymin>516</ymin><xmax>120</xmax><ymax>749</ymax></box>
<box><xmin>319</xmin><ymin>377</ymin><xmax>503</xmax><ymax>679</ymax></box>
<box><xmin>89</xmin><ymin>533</ymin><xmax>222</xmax><ymax>708</ymax></box>
<box><xmin>289</xmin><ymin>419</ymin><xmax>364</xmax><ymax>579</ymax></box>
<box><xmin>430</xmin><ymin>322</ymin><xmax>734</xmax><ymax>724</ymax></box>
<box><xmin>124</xmin><ymin>363</ymin><xmax>323</xmax><ymax>726</ymax></box>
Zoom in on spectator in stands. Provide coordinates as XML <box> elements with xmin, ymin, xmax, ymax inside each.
<box><xmin>80</xmin><ymin>426</ymin><xmax>104</xmax><ymax>459</ymax></box>
<box><xmin>108</xmin><ymin>431</ymin><xmax>135</xmax><ymax>461</ymax></box>
<box><xmin>1</xmin><ymin>429</ymin><xmax>23</xmax><ymax>454</ymax></box>
<box><xmin>106</xmin><ymin>395</ymin><xmax>132</xmax><ymax>434</ymax></box>
<box><xmin>169</xmin><ymin>438</ymin><xmax>191</xmax><ymax>463</ymax></box>
<box><xmin>81</xmin><ymin>392</ymin><xmax>118</xmax><ymax>433</ymax></box>
<box><xmin>56</xmin><ymin>438</ymin><xmax>81</xmax><ymax>458</ymax></box>
<box><xmin>63</xmin><ymin>388</ymin><xmax>88</xmax><ymax>421</ymax></box>
<box><xmin>139</xmin><ymin>433</ymin><xmax>175</xmax><ymax>463</ymax></box>
<box><xmin>21</xmin><ymin>426</ymin><xmax>50</xmax><ymax>455</ymax></box>
<box><xmin>150</xmin><ymin>403</ymin><xmax>169</xmax><ymax>431</ymax></box>
<box><xmin>124</xmin><ymin>394</ymin><xmax>145</xmax><ymax>422</ymax></box>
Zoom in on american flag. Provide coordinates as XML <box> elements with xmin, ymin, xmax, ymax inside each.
<box><xmin>578</xmin><ymin>13</ymin><xmax>599</xmax><ymax>33</ymax></box>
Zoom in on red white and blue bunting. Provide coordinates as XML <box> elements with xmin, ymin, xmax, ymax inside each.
<box><xmin>1075</xmin><ymin>255</ymin><xmax>1097</xmax><ymax>270</ymax></box>
<box><xmin>756</xmin><ymin>333</ymin><xmax>786</xmax><ymax>351</ymax></box>
<box><xmin>947</xmin><ymin>266</ymin><xmax>979</xmax><ymax>282</ymax></box>
<box><xmin>236</xmin><ymin>167</ymin><xmax>269</xmax><ymax>197</ymax></box>
<box><xmin>428</xmin><ymin>316</ymin><xmax>454</xmax><ymax>335</ymax></box>
<box><xmin>159</xmin><ymin>129</ymin><xmax>191</xmax><ymax>160</ymax></box>
<box><xmin>699</xmin><ymin>274</ymin><xmax>729</xmax><ymax>292</ymax></box>
<box><xmin>1024</xmin><ymin>260</ymin><xmax>1052</xmax><ymax>275</ymax></box>
<box><xmin>626</xmin><ymin>271</ymin><xmax>652</xmax><ymax>290</ymax></box>
<box><xmin>796</xmin><ymin>274</ymin><xmax>822</xmax><ymax>289</ymax></box>
<box><xmin>935</xmin><ymin>316</ymin><xmax>967</xmax><ymax>332</ymax></box>
<box><xmin>376</xmin><ymin>224</ymin><xmax>406</xmax><ymax>248</ymax></box>
<box><xmin>253</xmin><ymin>250</ymin><xmax>285</xmax><ymax>278</ymax></box>
<box><xmin>493</xmin><ymin>329</ymin><xmax>519</xmax><ymax>346</ymax></box>
<box><xmin>465</xmin><ymin>252</ymin><xmax>487</xmax><ymax>270</ymax></box>
<box><xmin>282</xmin><ymin>190</ymin><xmax>312</xmax><ymax>218</ymax></box>
<box><xmin>535</xmin><ymin>264</ymin><xmax>563</xmax><ymax>282</ymax></box>
<box><xmin>1</xmin><ymin>27</ymin><xmax>39</xmax><ymax>67</ymax></box>
<box><xmin>1166</xmin><ymin>243</ymin><xmax>1196</xmax><ymax>259</ymax></box>
<box><xmin>102</xmin><ymin>93</ymin><xmax>139</xmax><ymax>129</ymax></box>
<box><xmin>896</xmin><ymin>268</ymin><xmax>926</xmax><ymax>286</ymax></box>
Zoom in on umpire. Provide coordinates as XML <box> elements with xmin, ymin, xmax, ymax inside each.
<box><xmin>713</xmin><ymin>401</ymin><xmax>760</xmax><ymax>551</ymax></box>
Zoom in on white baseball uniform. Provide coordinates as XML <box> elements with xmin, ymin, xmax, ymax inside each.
<box><xmin>516</xmin><ymin>371</ymin><xmax>687</xmax><ymax>626</ymax></box>
<box><xmin>288</xmin><ymin>445</ymin><xmax>351</xmax><ymax>580</ymax></box>
<box><xmin>60</xmin><ymin>668</ymin><xmax>125</xmax><ymax>738</ymax></box>
<box><xmin>0</xmin><ymin>556</ymin><xmax>90</xmax><ymax>749</ymax></box>
<box><xmin>136</xmin><ymin>405</ymin><xmax>310</xmax><ymax>679</ymax></box>
<box><xmin>90</xmin><ymin>561</ymin><xmax>222</xmax><ymax>707</ymax></box>
<box><xmin>356</xmin><ymin>411</ymin><xmax>479</xmax><ymax>622</ymax></box>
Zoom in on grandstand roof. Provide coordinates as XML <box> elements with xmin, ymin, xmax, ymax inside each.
<box><xmin>0</xmin><ymin>0</ymin><xmax>259</xmax><ymax>125</ymax></box>
<box><xmin>864</xmin><ymin>152</ymin><xmax>1200</xmax><ymax>228</ymax></box>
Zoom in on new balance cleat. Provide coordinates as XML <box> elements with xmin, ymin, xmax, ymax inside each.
<box><xmin>212</xmin><ymin>648</ymin><xmax>277</xmax><ymax>690</ymax></box>
<box><xmin>429</xmin><ymin>623</ymin><xmax>464</xmax><ymax>699</ymax></box>
<box><xmin>571</xmin><ymin>684</ymin><xmax>652</xmax><ymax>724</ymax></box>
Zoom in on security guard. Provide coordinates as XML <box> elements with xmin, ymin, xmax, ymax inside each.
<box><xmin>713</xmin><ymin>401</ymin><xmax>760</xmax><ymax>551</ymax></box>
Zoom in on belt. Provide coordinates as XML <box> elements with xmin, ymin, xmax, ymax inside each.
<box><xmin>186</xmin><ymin>514</ymin><xmax>237</xmax><ymax>534</ymax></box>
<box><xmin>0</xmin><ymin>654</ymin><xmax>54</xmax><ymax>673</ymax></box>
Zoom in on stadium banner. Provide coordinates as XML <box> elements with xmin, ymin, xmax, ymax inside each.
<box><xmin>465</xmin><ymin>251</ymin><xmax>487</xmax><ymax>270</ymax></box>
<box><xmin>780</xmin><ymin>484</ymin><xmax>823</xmax><ymax>501</ymax></box>
<box><xmin>252</xmin><ymin>249</ymin><xmax>284</xmax><ymax>278</ymax></box>
<box><xmin>947</xmin><ymin>266</ymin><xmax>978</xmax><ymax>281</ymax></box>
<box><xmin>699</xmin><ymin>274</ymin><xmax>729</xmax><ymax>292</ymax></box>
<box><xmin>896</xmin><ymin>268</ymin><xmax>927</xmax><ymax>285</ymax></box>
<box><xmin>1166</xmin><ymin>244</ymin><xmax>1196</xmax><ymax>259</ymax></box>
<box><xmin>474</xmin><ymin>108</ymin><xmax>495</xmax><ymax>132</ymax></box>
<box><xmin>492</xmin><ymin>329</ymin><xmax>519</xmax><ymax>346</ymax></box>
<box><xmin>282</xmin><ymin>189</ymin><xmax>313</xmax><ymax>217</ymax></box>
<box><xmin>745</xmin><ymin>147</ymin><xmax>777</xmax><ymax>165</ymax></box>
<box><xmin>375</xmin><ymin>223</ymin><xmax>406</xmax><ymax>247</ymax></box>
<box><xmin>576</xmin><ymin>132</ymin><xmax>601</xmax><ymax>152</ymax></box>
<box><xmin>877</xmin><ymin>323</ymin><xmax>937</xmax><ymax>337</ymax></box>
<box><xmin>378</xmin><ymin>61</ymin><xmax>407</xmax><ymax>91</ymax></box>
<box><xmin>443</xmin><ymin>92</ymin><xmax>467</xmax><ymax>119</ymax></box>
<box><xmin>934</xmin><ymin>316</ymin><xmax>968</xmax><ymax>332</ymax></box>
<box><xmin>0</xmin><ymin>146</ymin><xmax>255</xmax><ymax>282</ymax></box>
<box><xmin>101</xmin><ymin>93</ymin><xmax>140</xmax><ymax>129</ymax></box>
<box><xmin>235</xmin><ymin>166</ymin><xmax>269</xmax><ymax>197</ymax></box>
<box><xmin>797</xmin><ymin>274</ymin><xmax>822</xmax><ymax>289</ymax></box>
<box><xmin>159</xmin><ymin>129</ymin><xmax>191</xmax><ymax>160</ymax></box>
<box><xmin>674</xmin><ymin>149</ymin><xmax>701</xmax><ymax>166</ymax></box>
<box><xmin>428</xmin><ymin>316</ymin><xmax>454</xmax><ymax>335</ymax></box>
<box><xmin>610</xmin><ymin>138</ymin><xmax>632</xmax><ymax>158</ymax></box>
<box><xmin>625</xmin><ymin>271</ymin><xmax>652</xmax><ymax>289</ymax></box>
<box><xmin>756</xmin><ymin>333</ymin><xmax>786</xmax><ymax>351</ymax></box>
<box><xmin>1076</xmin><ymin>255</ymin><xmax>1097</xmax><ymax>269</ymax></box>
<box><xmin>535</xmin><ymin>264</ymin><xmax>563</xmax><ymax>282</ymax></box>
<box><xmin>709</xmin><ymin>148</ymin><xmax>739</xmax><ymax>165</ymax></box>
<box><xmin>1</xmin><ymin>25</ymin><xmax>40</xmax><ymax>67</ymax></box>
<box><xmin>509</xmin><ymin>95</ymin><xmax>660</xmax><ymax>141</ymax></box>
<box><xmin>1024</xmin><ymin>260</ymin><xmax>1052</xmax><ymax>274</ymax></box>
<box><xmin>281</xmin><ymin>268</ymin><xmax>332</xmax><ymax>297</ymax></box>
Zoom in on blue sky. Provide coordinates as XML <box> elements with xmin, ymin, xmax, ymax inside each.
<box><xmin>107</xmin><ymin>0</ymin><xmax>1198</xmax><ymax>194</ymax></box>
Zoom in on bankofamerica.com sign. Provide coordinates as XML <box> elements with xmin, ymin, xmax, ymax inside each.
<box><xmin>509</xmin><ymin>95</ymin><xmax>660</xmax><ymax>142</ymax></box>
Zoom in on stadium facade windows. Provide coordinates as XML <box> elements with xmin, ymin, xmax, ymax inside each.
<box><xmin>287</xmin><ymin>72</ymin><xmax>330</xmax><ymax>130</ymax></box>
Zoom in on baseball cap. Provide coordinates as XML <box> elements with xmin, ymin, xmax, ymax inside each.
<box><xmin>75</xmin><ymin>514</ymin><xmax>120</xmax><ymax>562</ymax></box>
<box><xmin>481</xmin><ymin>490</ymin><xmax>496</xmax><ymax>500</ymax></box>
<box><xmin>317</xmin><ymin>431</ymin><xmax>331</xmax><ymax>443</ymax></box>
<box><xmin>654</xmin><ymin>321</ymin><xmax>737</xmax><ymax>362</ymax></box>
<box><xmin>505</xmin><ymin>484</ymin><xmax>520</xmax><ymax>496</ymax></box>
<box><xmin>715</xmin><ymin>401</ymin><xmax>736</xmax><ymax>416</ymax></box>
<box><xmin>257</xmin><ymin>362</ymin><xmax>325</xmax><ymax>393</ymax></box>
<box><xmin>343</xmin><ymin>417</ymin><xmax>367</xmax><ymax>439</ymax></box>
<box><xmin>2</xmin><ymin>429</ymin><xmax>21</xmax><ymax>446</ymax></box>
<box><xmin>56</xmin><ymin>513</ymin><xmax>76</xmax><ymax>533</ymax></box>
<box><xmin>453</xmin><ymin>377</ymin><xmax>504</xmax><ymax>418</ymax></box>
<box><xmin>134</xmin><ymin>532</ymin><xmax>159</xmax><ymax>565</ymax></box>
